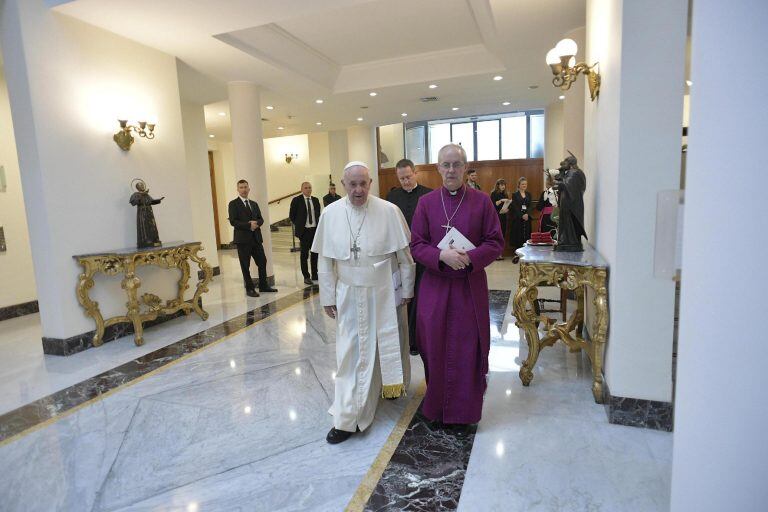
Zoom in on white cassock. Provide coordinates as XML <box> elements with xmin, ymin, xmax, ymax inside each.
<box><xmin>311</xmin><ymin>195</ymin><xmax>415</xmax><ymax>432</ymax></box>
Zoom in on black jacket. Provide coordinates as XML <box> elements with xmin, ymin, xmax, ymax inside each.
<box><xmin>289</xmin><ymin>194</ymin><xmax>321</xmax><ymax>238</ymax></box>
<box><xmin>228</xmin><ymin>197</ymin><xmax>264</xmax><ymax>245</ymax></box>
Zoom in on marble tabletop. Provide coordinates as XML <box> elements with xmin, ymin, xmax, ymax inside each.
<box><xmin>73</xmin><ymin>241</ymin><xmax>200</xmax><ymax>259</ymax></box>
<box><xmin>515</xmin><ymin>243</ymin><xmax>608</xmax><ymax>268</ymax></box>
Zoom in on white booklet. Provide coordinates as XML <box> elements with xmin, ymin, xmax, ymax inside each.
<box><xmin>437</xmin><ymin>226</ymin><xmax>477</xmax><ymax>251</ymax></box>
<box><xmin>392</xmin><ymin>269</ymin><xmax>403</xmax><ymax>305</ymax></box>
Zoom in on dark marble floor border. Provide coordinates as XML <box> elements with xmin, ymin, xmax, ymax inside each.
<box><xmin>603</xmin><ymin>382</ymin><xmax>674</xmax><ymax>432</ymax></box>
<box><xmin>0</xmin><ymin>286</ymin><xmax>319</xmax><ymax>445</ymax></box>
<box><xmin>0</xmin><ymin>300</ymin><xmax>39</xmax><ymax>321</ymax></box>
<box><xmin>361</xmin><ymin>289</ymin><xmax>511</xmax><ymax>511</ymax></box>
<box><xmin>197</xmin><ymin>265</ymin><xmax>221</xmax><ymax>280</ymax></box>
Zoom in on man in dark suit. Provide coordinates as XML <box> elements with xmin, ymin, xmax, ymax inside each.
<box><xmin>289</xmin><ymin>182</ymin><xmax>321</xmax><ymax>285</ymax></box>
<box><xmin>322</xmin><ymin>183</ymin><xmax>341</xmax><ymax>207</ymax></box>
<box><xmin>228</xmin><ymin>179</ymin><xmax>278</xmax><ymax>297</ymax></box>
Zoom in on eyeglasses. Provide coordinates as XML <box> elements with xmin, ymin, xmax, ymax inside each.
<box><xmin>438</xmin><ymin>161</ymin><xmax>466</xmax><ymax>171</ymax></box>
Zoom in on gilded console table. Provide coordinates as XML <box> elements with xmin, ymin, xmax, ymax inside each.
<box><xmin>513</xmin><ymin>244</ymin><xmax>609</xmax><ymax>403</ymax></box>
<box><xmin>73</xmin><ymin>241</ymin><xmax>213</xmax><ymax>347</ymax></box>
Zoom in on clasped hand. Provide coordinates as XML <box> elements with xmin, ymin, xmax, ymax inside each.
<box><xmin>249</xmin><ymin>220</ymin><xmax>259</xmax><ymax>230</ymax></box>
<box><xmin>440</xmin><ymin>245</ymin><xmax>471</xmax><ymax>271</ymax></box>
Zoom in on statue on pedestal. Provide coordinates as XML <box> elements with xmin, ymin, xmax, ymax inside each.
<box><xmin>129</xmin><ymin>178</ymin><xmax>164</xmax><ymax>248</ymax></box>
<box><xmin>553</xmin><ymin>152</ymin><xmax>587</xmax><ymax>252</ymax></box>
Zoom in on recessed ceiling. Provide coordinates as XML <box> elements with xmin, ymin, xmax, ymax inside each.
<box><xmin>52</xmin><ymin>0</ymin><xmax>585</xmax><ymax>140</ymax></box>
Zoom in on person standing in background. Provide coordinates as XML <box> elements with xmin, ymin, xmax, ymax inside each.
<box><xmin>490</xmin><ymin>179</ymin><xmax>510</xmax><ymax>260</ymax></box>
<box><xmin>323</xmin><ymin>183</ymin><xmax>341</xmax><ymax>207</ymax></box>
<box><xmin>289</xmin><ymin>182</ymin><xmax>321</xmax><ymax>285</ymax></box>
<box><xmin>509</xmin><ymin>177</ymin><xmax>532</xmax><ymax>263</ymax></box>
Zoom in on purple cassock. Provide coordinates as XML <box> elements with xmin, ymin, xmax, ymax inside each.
<box><xmin>410</xmin><ymin>185</ymin><xmax>504</xmax><ymax>424</ymax></box>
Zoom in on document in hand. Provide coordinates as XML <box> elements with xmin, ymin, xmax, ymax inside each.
<box><xmin>437</xmin><ymin>226</ymin><xmax>477</xmax><ymax>252</ymax></box>
<box><xmin>499</xmin><ymin>198</ymin><xmax>513</xmax><ymax>215</ymax></box>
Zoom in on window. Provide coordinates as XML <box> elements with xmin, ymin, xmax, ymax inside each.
<box><xmin>450</xmin><ymin>122</ymin><xmax>474</xmax><ymax>161</ymax></box>
<box><xmin>529</xmin><ymin>114</ymin><xmax>545</xmax><ymax>158</ymax></box>
<box><xmin>405</xmin><ymin>125</ymin><xmax>426</xmax><ymax>165</ymax></box>
<box><xmin>501</xmin><ymin>115</ymin><xmax>527</xmax><ymax>159</ymax></box>
<box><xmin>476</xmin><ymin>120</ymin><xmax>500</xmax><ymax>161</ymax></box>
<box><xmin>428</xmin><ymin>123</ymin><xmax>451</xmax><ymax>163</ymax></box>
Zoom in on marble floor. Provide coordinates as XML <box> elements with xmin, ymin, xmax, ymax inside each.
<box><xmin>0</xmin><ymin>242</ymin><xmax>672</xmax><ymax>511</ymax></box>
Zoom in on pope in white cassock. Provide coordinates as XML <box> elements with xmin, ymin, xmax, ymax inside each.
<box><xmin>311</xmin><ymin>162</ymin><xmax>415</xmax><ymax>444</ymax></box>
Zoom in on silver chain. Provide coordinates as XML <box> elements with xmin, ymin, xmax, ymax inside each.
<box><xmin>345</xmin><ymin>199</ymin><xmax>368</xmax><ymax>248</ymax></box>
<box><xmin>440</xmin><ymin>186</ymin><xmax>467</xmax><ymax>232</ymax></box>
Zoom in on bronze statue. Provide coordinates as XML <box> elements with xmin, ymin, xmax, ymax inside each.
<box><xmin>129</xmin><ymin>178</ymin><xmax>164</xmax><ymax>248</ymax></box>
<box><xmin>553</xmin><ymin>152</ymin><xmax>587</xmax><ymax>252</ymax></box>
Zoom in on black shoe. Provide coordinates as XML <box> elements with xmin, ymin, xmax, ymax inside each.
<box><xmin>311</xmin><ymin>275</ymin><xmax>319</xmax><ymax>281</ymax></box>
<box><xmin>259</xmin><ymin>287</ymin><xmax>278</xmax><ymax>293</ymax></box>
<box><xmin>303</xmin><ymin>278</ymin><xmax>313</xmax><ymax>285</ymax></box>
<box><xmin>326</xmin><ymin>427</ymin><xmax>354</xmax><ymax>444</ymax></box>
<box><xmin>246</xmin><ymin>289</ymin><xmax>260</xmax><ymax>297</ymax></box>
<box><xmin>385</xmin><ymin>397</ymin><xmax>398</xmax><ymax>401</ymax></box>
<box><xmin>409</xmin><ymin>348</ymin><xmax>419</xmax><ymax>356</ymax></box>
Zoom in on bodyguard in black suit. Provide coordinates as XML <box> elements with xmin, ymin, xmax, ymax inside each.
<box><xmin>289</xmin><ymin>182</ymin><xmax>321</xmax><ymax>285</ymax></box>
<box><xmin>228</xmin><ymin>179</ymin><xmax>278</xmax><ymax>297</ymax></box>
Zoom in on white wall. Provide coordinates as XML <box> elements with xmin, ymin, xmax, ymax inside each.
<box><xmin>544</xmin><ymin>100</ymin><xmax>564</xmax><ymax>172</ymax></box>
<box><xmin>263</xmin><ymin>134</ymin><xmax>311</xmax><ymax>222</ymax></box>
<box><xmin>378</xmin><ymin>123</ymin><xmax>405</xmax><ymax>168</ymax></box>
<box><xmin>563</xmin><ymin>26</ymin><xmax>586</xmax><ymax>164</ymax></box>
<box><xmin>671</xmin><ymin>2</ymin><xmax>768</xmax><ymax>511</ymax></box>
<box><xmin>180</xmin><ymin>99</ymin><xmax>219</xmax><ymax>269</ymax></box>
<box><xmin>347</xmin><ymin>125</ymin><xmax>379</xmax><ymax>196</ymax></box>
<box><xmin>0</xmin><ymin>70</ymin><xmax>36</xmax><ymax>308</ymax></box>
<box><xmin>1</xmin><ymin>1</ymin><xmax>197</xmax><ymax>339</ymax></box>
<box><xmin>328</xmin><ymin>129</ymin><xmax>349</xmax><ymax>188</ymax></box>
<box><xmin>584</xmin><ymin>0</ymin><xmax>686</xmax><ymax>402</ymax></box>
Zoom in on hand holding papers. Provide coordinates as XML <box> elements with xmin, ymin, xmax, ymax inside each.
<box><xmin>437</xmin><ymin>227</ymin><xmax>475</xmax><ymax>270</ymax></box>
<box><xmin>498</xmin><ymin>198</ymin><xmax>513</xmax><ymax>215</ymax></box>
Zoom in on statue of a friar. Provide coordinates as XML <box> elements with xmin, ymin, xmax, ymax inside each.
<box><xmin>129</xmin><ymin>178</ymin><xmax>164</xmax><ymax>248</ymax></box>
<box><xmin>553</xmin><ymin>152</ymin><xmax>588</xmax><ymax>252</ymax></box>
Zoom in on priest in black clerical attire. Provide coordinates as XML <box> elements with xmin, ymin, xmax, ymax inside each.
<box><xmin>386</xmin><ymin>158</ymin><xmax>432</xmax><ymax>355</ymax></box>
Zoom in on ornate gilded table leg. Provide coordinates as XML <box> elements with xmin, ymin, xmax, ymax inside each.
<box><xmin>589</xmin><ymin>268</ymin><xmax>609</xmax><ymax>403</ymax></box>
<box><xmin>515</xmin><ymin>263</ymin><xmax>542</xmax><ymax>386</ymax></box>
<box><xmin>189</xmin><ymin>245</ymin><xmax>212</xmax><ymax>321</ymax></box>
<box><xmin>121</xmin><ymin>259</ymin><xmax>145</xmax><ymax>346</ymax></box>
<box><xmin>75</xmin><ymin>260</ymin><xmax>106</xmax><ymax>346</ymax></box>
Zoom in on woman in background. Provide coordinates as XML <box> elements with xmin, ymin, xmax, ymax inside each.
<box><xmin>490</xmin><ymin>179</ymin><xmax>509</xmax><ymax>260</ymax></box>
<box><xmin>510</xmin><ymin>177</ymin><xmax>532</xmax><ymax>263</ymax></box>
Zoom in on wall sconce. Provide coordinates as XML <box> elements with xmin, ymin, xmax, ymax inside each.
<box><xmin>113</xmin><ymin>119</ymin><xmax>156</xmax><ymax>151</ymax></box>
<box><xmin>546</xmin><ymin>39</ymin><xmax>601</xmax><ymax>101</ymax></box>
<box><xmin>285</xmin><ymin>153</ymin><xmax>298</xmax><ymax>164</ymax></box>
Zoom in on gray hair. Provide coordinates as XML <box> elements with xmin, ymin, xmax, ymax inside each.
<box><xmin>437</xmin><ymin>143</ymin><xmax>468</xmax><ymax>164</ymax></box>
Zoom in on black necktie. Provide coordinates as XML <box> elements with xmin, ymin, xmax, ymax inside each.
<box><xmin>306</xmin><ymin>197</ymin><xmax>314</xmax><ymax>225</ymax></box>
<box><xmin>244</xmin><ymin>200</ymin><xmax>252</xmax><ymax>217</ymax></box>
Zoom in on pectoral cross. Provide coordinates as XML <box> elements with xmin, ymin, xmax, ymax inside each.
<box><xmin>351</xmin><ymin>241</ymin><xmax>361</xmax><ymax>260</ymax></box>
<box><xmin>442</xmin><ymin>223</ymin><xmax>452</xmax><ymax>233</ymax></box>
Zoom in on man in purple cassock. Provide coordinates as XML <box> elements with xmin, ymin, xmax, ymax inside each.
<box><xmin>410</xmin><ymin>143</ymin><xmax>504</xmax><ymax>424</ymax></box>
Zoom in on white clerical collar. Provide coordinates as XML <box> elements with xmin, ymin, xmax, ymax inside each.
<box><xmin>443</xmin><ymin>185</ymin><xmax>465</xmax><ymax>196</ymax></box>
<box><xmin>403</xmin><ymin>185</ymin><xmax>417</xmax><ymax>193</ymax></box>
<box><xmin>346</xmin><ymin>196</ymin><xmax>369</xmax><ymax>210</ymax></box>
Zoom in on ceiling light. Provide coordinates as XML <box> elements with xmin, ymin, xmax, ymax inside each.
<box><xmin>208</xmin><ymin>134</ymin><xmax>215</xmax><ymax>138</ymax></box>
<box><xmin>357</xmin><ymin>117</ymin><xmax>364</xmax><ymax>122</ymax></box>
<box><xmin>316</xmin><ymin>122</ymin><xmax>322</xmax><ymax>126</ymax></box>
<box><xmin>369</xmin><ymin>92</ymin><xmax>377</xmax><ymax>97</ymax></box>
<box><xmin>558</xmin><ymin>95</ymin><xmax>566</xmax><ymax>100</ymax></box>
<box><xmin>217</xmin><ymin>112</ymin><xmax>226</xmax><ymax>117</ymax></box>
<box><xmin>686</xmin><ymin>80</ymin><xmax>692</xmax><ymax>86</ymax></box>
<box><xmin>401</xmin><ymin>113</ymin><xmax>407</xmax><ymax>117</ymax></box>
<box><xmin>277</xmin><ymin>126</ymin><xmax>285</xmax><ymax>130</ymax></box>
<box><xmin>528</xmin><ymin>85</ymin><xmax>539</xmax><ymax>90</ymax></box>
<box><xmin>502</xmin><ymin>101</ymin><xmax>511</xmax><ymax>106</ymax></box>
<box><xmin>266</xmin><ymin>105</ymin><xmax>274</xmax><ymax>110</ymax></box>
<box><xmin>493</xmin><ymin>75</ymin><xmax>503</xmax><ymax>81</ymax></box>
<box><xmin>315</xmin><ymin>99</ymin><xmax>324</xmax><ymax>104</ymax></box>
<box><xmin>452</xmin><ymin>107</ymin><xmax>459</xmax><ymax>111</ymax></box>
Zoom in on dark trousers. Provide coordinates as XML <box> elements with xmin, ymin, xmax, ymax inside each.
<box><xmin>407</xmin><ymin>263</ymin><xmax>426</xmax><ymax>352</ymax></box>
<box><xmin>299</xmin><ymin>228</ymin><xmax>318</xmax><ymax>278</ymax></box>
<box><xmin>236</xmin><ymin>242</ymin><xmax>268</xmax><ymax>290</ymax></box>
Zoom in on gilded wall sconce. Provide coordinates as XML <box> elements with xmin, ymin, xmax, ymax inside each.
<box><xmin>113</xmin><ymin>120</ymin><xmax>156</xmax><ymax>151</ymax></box>
<box><xmin>546</xmin><ymin>38</ymin><xmax>601</xmax><ymax>101</ymax></box>
<box><xmin>285</xmin><ymin>153</ymin><xmax>298</xmax><ymax>164</ymax></box>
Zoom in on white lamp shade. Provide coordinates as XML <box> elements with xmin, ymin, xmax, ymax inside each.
<box><xmin>568</xmin><ymin>56</ymin><xmax>576</xmax><ymax>67</ymax></box>
<box><xmin>556</xmin><ymin>38</ymin><xmax>578</xmax><ymax>57</ymax></box>
<box><xmin>546</xmin><ymin>48</ymin><xmax>560</xmax><ymax>65</ymax></box>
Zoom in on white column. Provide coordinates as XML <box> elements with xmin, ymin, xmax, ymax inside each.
<box><xmin>584</xmin><ymin>0</ymin><xmax>687</xmax><ymax>402</ymax></box>
<box><xmin>227</xmin><ymin>82</ymin><xmax>274</xmax><ymax>280</ymax></box>
<box><xmin>671</xmin><ymin>2</ymin><xmax>768</xmax><ymax>511</ymax></box>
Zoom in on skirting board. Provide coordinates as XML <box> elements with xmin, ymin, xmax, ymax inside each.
<box><xmin>0</xmin><ymin>300</ymin><xmax>39</xmax><ymax>321</ymax></box>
